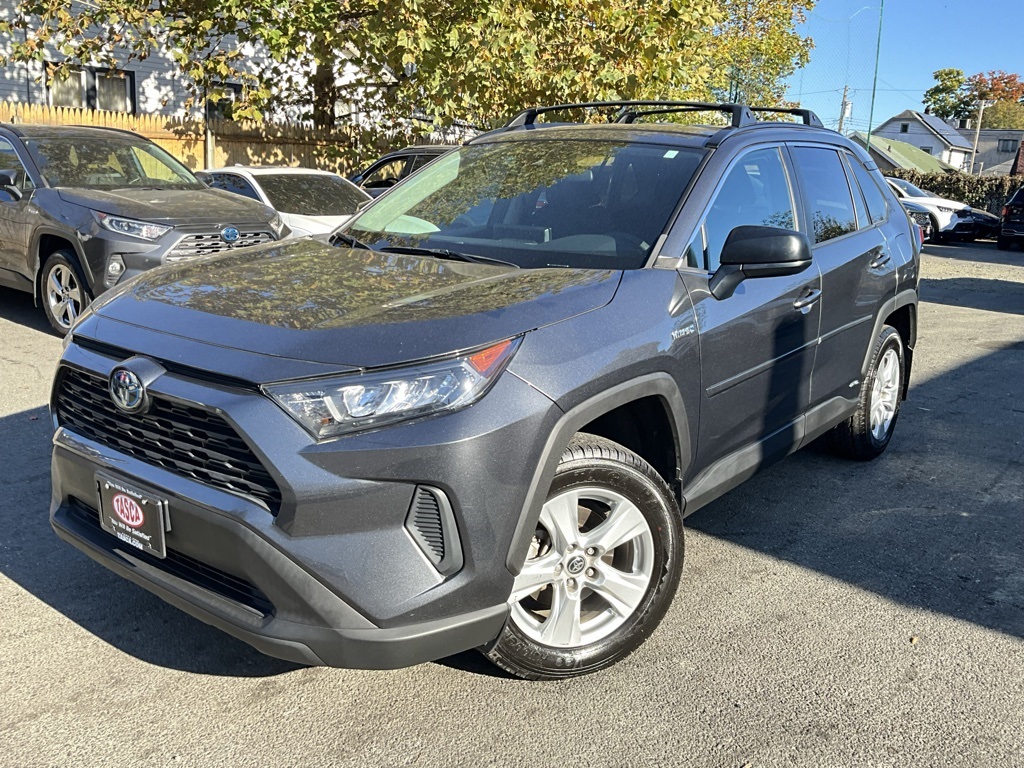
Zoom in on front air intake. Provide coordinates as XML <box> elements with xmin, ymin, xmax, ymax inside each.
<box><xmin>405</xmin><ymin>486</ymin><xmax>463</xmax><ymax>576</ymax></box>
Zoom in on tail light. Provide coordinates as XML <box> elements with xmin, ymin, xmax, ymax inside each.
<box><xmin>1002</xmin><ymin>206</ymin><xmax>1009</xmax><ymax>217</ymax></box>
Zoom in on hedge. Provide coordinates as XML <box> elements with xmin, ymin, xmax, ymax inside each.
<box><xmin>886</xmin><ymin>169</ymin><xmax>1024</xmax><ymax>214</ymax></box>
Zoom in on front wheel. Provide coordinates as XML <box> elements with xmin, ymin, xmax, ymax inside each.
<box><xmin>830</xmin><ymin>325</ymin><xmax>904</xmax><ymax>460</ymax></box>
<box><xmin>41</xmin><ymin>250</ymin><xmax>90</xmax><ymax>337</ymax></box>
<box><xmin>484</xmin><ymin>434</ymin><xmax>684</xmax><ymax>680</ymax></box>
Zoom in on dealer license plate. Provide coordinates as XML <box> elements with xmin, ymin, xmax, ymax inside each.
<box><xmin>96</xmin><ymin>474</ymin><xmax>169</xmax><ymax>559</ymax></box>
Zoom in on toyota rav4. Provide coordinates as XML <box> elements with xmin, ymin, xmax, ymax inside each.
<box><xmin>49</xmin><ymin>101</ymin><xmax>920</xmax><ymax>679</ymax></box>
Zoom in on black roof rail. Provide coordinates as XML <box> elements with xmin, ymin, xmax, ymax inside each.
<box><xmin>747</xmin><ymin>106</ymin><xmax>824</xmax><ymax>128</ymax></box>
<box><xmin>505</xmin><ymin>100</ymin><xmax>758</xmax><ymax>129</ymax></box>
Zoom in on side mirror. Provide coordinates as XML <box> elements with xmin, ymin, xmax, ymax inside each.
<box><xmin>0</xmin><ymin>170</ymin><xmax>23</xmax><ymax>201</ymax></box>
<box><xmin>709</xmin><ymin>225</ymin><xmax>812</xmax><ymax>300</ymax></box>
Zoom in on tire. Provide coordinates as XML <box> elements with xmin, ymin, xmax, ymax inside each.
<box><xmin>996</xmin><ymin>235</ymin><xmax>1011</xmax><ymax>251</ymax></box>
<box><xmin>830</xmin><ymin>325</ymin><xmax>904</xmax><ymax>461</ymax></box>
<box><xmin>930</xmin><ymin>217</ymin><xmax>946</xmax><ymax>244</ymax></box>
<box><xmin>40</xmin><ymin>250</ymin><xmax>90</xmax><ymax>337</ymax></box>
<box><xmin>484</xmin><ymin>434</ymin><xmax>684</xmax><ymax>680</ymax></box>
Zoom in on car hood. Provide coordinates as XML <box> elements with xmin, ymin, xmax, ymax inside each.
<box><xmin>89</xmin><ymin>238</ymin><xmax>621</xmax><ymax>372</ymax></box>
<box><xmin>56</xmin><ymin>187</ymin><xmax>275</xmax><ymax>224</ymax></box>
<box><xmin>280</xmin><ymin>212</ymin><xmax>352</xmax><ymax>235</ymax></box>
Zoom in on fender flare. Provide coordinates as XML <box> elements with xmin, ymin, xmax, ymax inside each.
<box><xmin>30</xmin><ymin>227</ymin><xmax>92</xmax><ymax>304</ymax></box>
<box><xmin>504</xmin><ymin>372</ymin><xmax>691</xmax><ymax>575</ymax></box>
<box><xmin>861</xmin><ymin>289</ymin><xmax>918</xmax><ymax>378</ymax></box>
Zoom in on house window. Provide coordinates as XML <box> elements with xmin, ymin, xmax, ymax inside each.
<box><xmin>998</xmin><ymin>139</ymin><xmax>1018</xmax><ymax>152</ymax></box>
<box><xmin>920</xmin><ymin>146</ymin><xmax>933</xmax><ymax>155</ymax></box>
<box><xmin>900</xmin><ymin>123</ymin><xmax>910</xmax><ymax>133</ymax></box>
<box><xmin>47</xmin><ymin>66</ymin><xmax>135</xmax><ymax>113</ymax></box>
<box><xmin>206</xmin><ymin>84</ymin><xmax>243</xmax><ymax>121</ymax></box>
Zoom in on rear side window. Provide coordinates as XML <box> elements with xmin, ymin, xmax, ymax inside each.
<box><xmin>791</xmin><ymin>146</ymin><xmax>857</xmax><ymax>244</ymax></box>
<box><xmin>847</xmin><ymin>156</ymin><xmax>888</xmax><ymax>224</ymax></box>
<box><xmin>208</xmin><ymin>173</ymin><xmax>262</xmax><ymax>202</ymax></box>
<box><xmin>702</xmin><ymin>146</ymin><xmax>796</xmax><ymax>271</ymax></box>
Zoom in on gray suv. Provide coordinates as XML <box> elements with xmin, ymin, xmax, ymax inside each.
<box><xmin>0</xmin><ymin>124</ymin><xmax>287</xmax><ymax>335</ymax></box>
<box><xmin>49</xmin><ymin>101</ymin><xmax>920</xmax><ymax>680</ymax></box>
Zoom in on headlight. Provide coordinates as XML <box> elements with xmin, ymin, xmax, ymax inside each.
<box><xmin>937</xmin><ymin>206</ymin><xmax>957</xmax><ymax>214</ymax></box>
<box><xmin>93</xmin><ymin>211</ymin><xmax>171</xmax><ymax>241</ymax></box>
<box><xmin>264</xmin><ymin>337</ymin><xmax>521</xmax><ymax>439</ymax></box>
<box><xmin>268</xmin><ymin>211</ymin><xmax>287</xmax><ymax>239</ymax></box>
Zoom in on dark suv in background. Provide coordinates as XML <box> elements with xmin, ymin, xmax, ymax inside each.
<box><xmin>49</xmin><ymin>101</ymin><xmax>919</xmax><ymax>679</ymax></box>
<box><xmin>999</xmin><ymin>187</ymin><xmax>1024</xmax><ymax>250</ymax></box>
<box><xmin>0</xmin><ymin>124</ymin><xmax>287</xmax><ymax>335</ymax></box>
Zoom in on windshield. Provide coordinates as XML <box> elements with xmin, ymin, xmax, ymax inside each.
<box><xmin>346</xmin><ymin>138</ymin><xmax>704</xmax><ymax>270</ymax></box>
<box><xmin>888</xmin><ymin>177</ymin><xmax>931</xmax><ymax>198</ymax></box>
<box><xmin>257</xmin><ymin>173</ymin><xmax>369</xmax><ymax>216</ymax></box>
<box><xmin>25</xmin><ymin>136</ymin><xmax>201</xmax><ymax>190</ymax></box>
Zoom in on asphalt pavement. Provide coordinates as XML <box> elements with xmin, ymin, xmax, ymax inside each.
<box><xmin>0</xmin><ymin>240</ymin><xmax>1021</xmax><ymax>767</ymax></box>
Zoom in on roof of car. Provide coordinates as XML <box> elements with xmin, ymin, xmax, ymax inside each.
<box><xmin>0</xmin><ymin>123</ymin><xmax>144</xmax><ymax>140</ymax></box>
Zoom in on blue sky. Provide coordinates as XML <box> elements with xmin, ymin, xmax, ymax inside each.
<box><xmin>786</xmin><ymin>0</ymin><xmax>1024</xmax><ymax>133</ymax></box>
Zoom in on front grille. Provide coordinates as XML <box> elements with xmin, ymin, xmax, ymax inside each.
<box><xmin>909</xmin><ymin>211</ymin><xmax>931</xmax><ymax>228</ymax></box>
<box><xmin>166</xmin><ymin>230</ymin><xmax>274</xmax><ymax>262</ymax></box>
<box><xmin>55</xmin><ymin>366</ymin><xmax>282</xmax><ymax>515</ymax></box>
<box><xmin>67</xmin><ymin>500</ymin><xmax>273</xmax><ymax>616</ymax></box>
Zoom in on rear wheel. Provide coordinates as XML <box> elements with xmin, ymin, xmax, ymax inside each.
<box><xmin>997</xmin><ymin>234</ymin><xmax>1011</xmax><ymax>251</ymax></box>
<box><xmin>41</xmin><ymin>250</ymin><xmax>90</xmax><ymax>336</ymax></box>
<box><xmin>484</xmin><ymin>434</ymin><xmax>683</xmax><ymax>680</ymax></box>
<box><xmin>830</xmin><ymin>325</ymin><xmax>904</xmax><ymax>460</ymax></box>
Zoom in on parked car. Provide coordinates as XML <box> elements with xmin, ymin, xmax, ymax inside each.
<box><xmin>899</xmin><ymin>199</ymin><xmax>934</xmax><ymax>242</ymax></box>
<box><xmin>349</xmin><ymin>145</ymin><xmax>456</xmax><ymax>196</ymax></box>
<box><xmin>197</xmin><ymin>166</ymin><xmax>370</xmax><ymax>237</ymax></box>
<box><xmin>49</xmin><ymin>100</ymin><xmax>919</xmax><ymax>680</ymax></box>
<box><xmin>884</xmin><ymin>177</ymin><xmax>971</xmax><ymax>242</ymax></box>
<box><xmin>959</xmin><ymin>208</ymin><xmax>1000</xmax><ymax>241</ymax></box>
<box><xmin>0</xmin><ymin>124</ymin><xmax>287</xmax><ymax>335</ymax></box>
<box><xmin>998</xmin><ymin>187</ymin><xmax>1024</xmax><ymax>250</ymax></box>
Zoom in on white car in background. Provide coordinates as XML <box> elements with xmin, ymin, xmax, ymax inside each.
<box><xmin>884</xmin><ymin>177</ymin><xmax>972</xmax><ymax>242</ymax></box>
<box><xmin>197</xmin><ymin>166</ymin><xmax>371</xmax><ymax>237</ymax></box>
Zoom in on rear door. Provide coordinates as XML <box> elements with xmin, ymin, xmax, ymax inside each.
<box><xmin>788</xmin><ymin>145</ymin><xmax>896</xmax><ymax>407</ymax></box>
<box><xmin>678</xmin><ymin>145</ymin><xmax>822</xmax><ymax>473</ymax></box>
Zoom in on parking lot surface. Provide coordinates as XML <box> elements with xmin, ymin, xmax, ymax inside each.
<box><xmin>1</xmin><ymin>241</ymin><xmax>1022</xmax><ymax>767</ymax></box>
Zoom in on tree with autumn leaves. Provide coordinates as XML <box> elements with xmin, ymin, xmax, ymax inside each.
<box><xmin>923</xmin><ymin>68</ymin><xmax>1024</xmax><ymax>129</ymax></box>
<box><xmin>0</xmin><ymin>0</ymin><xmax>814</xmax><ymax>130</ymax></box>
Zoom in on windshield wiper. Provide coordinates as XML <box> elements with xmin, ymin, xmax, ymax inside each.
<box><xmin>379</xmin><ymin>245</ymin><xmax>518</xmax><ymax>268</ymax></box>
<box><xmin>330</xmin><ymin>231</ymin><xmax>372</xmax><ymax>250</ymax></box>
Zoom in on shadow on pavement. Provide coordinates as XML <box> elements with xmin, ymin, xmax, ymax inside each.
<box><xmin>0</xmin><ymin>404</ymin><xmax>301</xmax><ymax>677</ymax></box>
<box><xmin>688</xmin><ymin>338</ymin><xmax>1024</xmax><ymax>640</ymax></box>
<box><xmin>0</xmin><ymin>286</ymin><xmax>54</xmax><ymax>335</ymax></box>
<box><xmin>919</xmin><ymin>276</ymin><xmax>1024</xmax><ymax>315</ymax></box>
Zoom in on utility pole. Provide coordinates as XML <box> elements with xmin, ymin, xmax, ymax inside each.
<box><xmin>970</xmin><ymin>100</ymin><xmax>993</xmax><ymax>174</ymax></box>
<box><xmin>838</xmin><ymin>85</ymin><xmax>851</xmax><ymax>134</ymax></box>
<box><xmin>866</xmin><ymin>0</ymin><xmax>885</xmax><ymax>150</ymax></box>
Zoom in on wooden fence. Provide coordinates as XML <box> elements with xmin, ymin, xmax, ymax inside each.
<box><xmin>0</xmin><ymin>102</ymin><xmax>416</xmax><ymax>174</ymax></box>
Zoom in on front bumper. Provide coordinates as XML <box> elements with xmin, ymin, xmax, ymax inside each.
<box><xmin>50</xmin><ymin>340</ymin><xmax>560</xmax><ymax>668</ymax></box>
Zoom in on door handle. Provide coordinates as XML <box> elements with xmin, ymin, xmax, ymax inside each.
<box><xmin>793</xmin><ymin>287</ymin><xmax>822</xmax><ymax>311</ymax></box>
<box><xmin>869</xmin><ymin>252</ymin><xmax>891</xmax><ymax>269</ymax></box>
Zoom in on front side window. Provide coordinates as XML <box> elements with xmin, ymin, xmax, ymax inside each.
<box><xmin>25</xmin><ymin>137</ymin><xmax>202</xmax><ymax>190</ymax></box>
<box><xmin>207</xmin><ymin>173</ymin><xmax>262</xmax><ymax>201</ymax></box>
<box><xmin>791</xmin><ymin>146</ymin><xmax>857</xmax><ymax>244</ymax></box>
<box><xmin>348</xmin><ymin>137</ymin><xmax>705</xmax><ymax>270</ymax></box>
<box><xmin>701</xmin><ymin>147</ymin><xmax>796</xmax><ymax>271</ymax></box>
<box><xmin>362</xmin><ymin>159</ymin><xmax>407</xmax><ymax>188</ymax></box>
<box><xmin>257</xmin><ymin>174</ymin><xmax>368</xmax><ymax>216</ymax></box>
<box><xmin>0</xmin><ymin>138</ymin><xmax>35</xmax><ymax>191</ymax></box>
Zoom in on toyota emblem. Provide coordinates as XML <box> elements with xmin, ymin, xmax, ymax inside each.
<box><xmin>109</xmin><ymin>367</ymin><xmax>147</xmax><ymax>414</ymax></box>
<box><xmin>221</xmin><ymin>227</ymin><xmax>240</xmax><ymax>244</ymax></box>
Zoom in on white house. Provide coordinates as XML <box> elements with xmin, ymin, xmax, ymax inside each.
<box><xmin>872</xmin><ymin>110</ymin><xmax>973</xmax><ymax>171</ymax></box>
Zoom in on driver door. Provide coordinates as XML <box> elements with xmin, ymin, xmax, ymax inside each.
<box><xmin>0</xmin><ymin>137</ymin><xmax>37</xmax><ymax>284</ymax></box>
<box><xmin>678</xmin><ymin>146</ymin><xmax>822</xmax><ymax>476</ymax></box>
